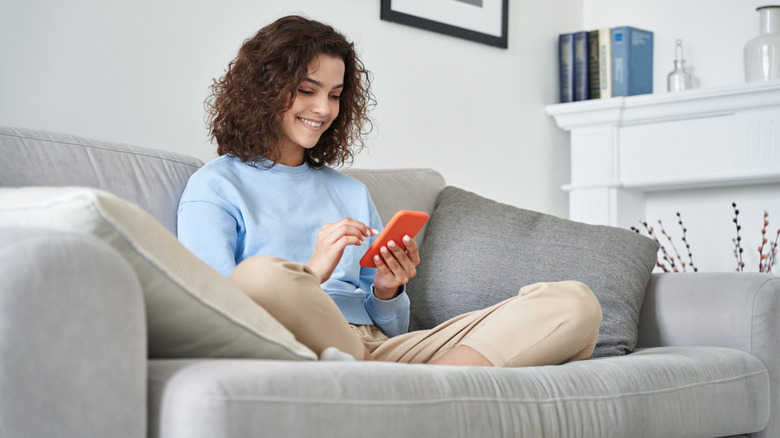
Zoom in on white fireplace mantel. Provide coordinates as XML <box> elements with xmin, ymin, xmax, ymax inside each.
<box><xmin>545</xmin><ymin>81</ymin><xmax>780</xmax><ymax>230</ymax></box>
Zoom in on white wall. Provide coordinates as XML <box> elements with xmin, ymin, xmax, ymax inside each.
<box><xmin>0</xmin><ymin>0</ymin><xmax>582</xmax><ymax>216</ymax></box>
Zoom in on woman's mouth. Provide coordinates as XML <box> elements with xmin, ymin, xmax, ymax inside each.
<box><xmin>299</xmin><ymin>117</ymin><xmax>323</xmax><ymax>128</ymax></box>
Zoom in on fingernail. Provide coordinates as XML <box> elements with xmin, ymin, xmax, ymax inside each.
<box><xmin>388</xmin><ymin>241</ymin><xmax>396</xmax><ymax>248</ymax></box>
<box><xmin>403</xmin><ymin>235</ymin><xmax>411</xmax><ymax>243</ymax></box>
<box><xmin>372</xmin><ymin>228</ymin><xmax>379</xmax><ymax>236</ymax></box>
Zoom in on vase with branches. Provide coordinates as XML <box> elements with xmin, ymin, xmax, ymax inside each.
<box><xmin>632</xmin><ymin>203</ymin><xmax>779</xmax><ymax>273</ymax></box>
<box><xmin>631</xmin><ymin>212</ymin><xmax>697</xmax><ymax>273</ymax></box>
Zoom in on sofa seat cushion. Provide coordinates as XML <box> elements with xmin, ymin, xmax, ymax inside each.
<box><xmin>408</xmin><ymin>186</ymin><xmax>659</xmax><ymax>357</ymax></box>
<box><xmin>148</xmin><ymin>346</ymin><xmax>768</xmax><ymax>438</ymax></box>
<box><xmin>0</xmin><ymin>187</ymin><xmax>315</xmax><ymax>361</ymax></box>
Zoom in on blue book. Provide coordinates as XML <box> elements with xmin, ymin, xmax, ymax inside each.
<box><xmin>573</xmin><ymin>31</ymin><xmax>589</xmax><ymax>101</ymax></box>
<box><xmin>610</xmin><ymin>26</ymin><xmax>653</xmax><ymax>96</ymax></box>
<box><xmin>558</xmin><ymin>33</ymin><xmax>574</xmax><ymax>103</ymax></box>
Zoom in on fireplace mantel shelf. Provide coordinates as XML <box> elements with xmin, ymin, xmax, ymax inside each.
<box><xmin>544</xmin><ymin>80</ymin><xmax>780</xmax><ymax>228</ymax></box>
<box><xmin>546</xmin><ymin>80</ymin><xmax>780</xmax><ymax>131</ymax></box>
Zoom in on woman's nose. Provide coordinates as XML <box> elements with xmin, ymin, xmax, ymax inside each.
<box><xmin>310</xmin><ymin>94</ymin><xmax>331</xmax><ymax>116</ymax></box>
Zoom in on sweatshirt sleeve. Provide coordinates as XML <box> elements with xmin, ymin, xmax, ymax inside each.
<box><xmin>177</xmin><ymin>170</ymin><xmax>243</xmax><ymax>278</ymax></box>
<box><xmin>365</xmin><ymin>286</ymin><xmax>410</xmax><ymax>337</ymax></box>
<box><xmin>177</xmin><ymin>200</ymin><xmax>240</xmax><ymax>278</ymax></box>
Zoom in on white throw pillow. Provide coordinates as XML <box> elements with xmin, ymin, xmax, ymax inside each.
<box><xmin>0</xmin><ymin>187</ymin><xmax>316</xmax><ymax>361</ymax></box>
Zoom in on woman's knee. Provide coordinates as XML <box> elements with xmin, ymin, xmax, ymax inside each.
<box><xmin>229</xmin><ymin>255</ymin><xmax>344</xmax><ymax>327</ymax></box>
<box><xmin>229</xmin><ymin>255</ymin><xmax>321</xmax><ymax>304</ymax></box>
<box><xmin>230</xmin><ymin>256</ymin><xmax>363</xmax><ymax>360</ymax></box>
<box><xmin>519</xmin><ymin>280</ymin><xmax>601</xmax><ymax>332</ymax></box>
<box><xmin>559</xmin><ymin>281</ymin><xmax>602</xmax><ymax>332</ymax></box>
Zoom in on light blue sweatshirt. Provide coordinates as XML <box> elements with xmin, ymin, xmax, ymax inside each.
<box><xmin>177</xmin><ymin>155</ymin><xmax>410</xmax><ymax>337</ymax></box>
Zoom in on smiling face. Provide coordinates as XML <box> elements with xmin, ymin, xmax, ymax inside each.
<box><xmin>278</xmin><ymin>54</ymin><xmax>345</xmax><ymax>166</ymax></box>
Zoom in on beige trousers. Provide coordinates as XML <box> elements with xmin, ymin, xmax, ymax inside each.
<box><xmin>230</xmin><ymin>255</ymin><xmax>602</xmax><ymax>367</ymax></box>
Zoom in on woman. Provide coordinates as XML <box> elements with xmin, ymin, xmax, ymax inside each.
<box><xmin>178</xmin><ymin>15</ymin><xmax>601</xmax><ymax>366</ymax></box>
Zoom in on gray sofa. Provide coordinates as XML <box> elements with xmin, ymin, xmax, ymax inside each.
<box><xmin>0</xmin><ymin>125</ymin><xmax>778</xmax><ymax>438</ymax></box>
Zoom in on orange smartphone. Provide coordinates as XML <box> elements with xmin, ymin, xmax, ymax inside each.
<box><xmin>359</xmin><ymin>210</ymin><xmax>429</xmax><ymax>268</ymax></box>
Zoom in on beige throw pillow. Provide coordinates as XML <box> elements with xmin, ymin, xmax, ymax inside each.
<box><xmin>0</xmin><ymin>187</ymin><xmax>316</xmax><ymax>361</ymax></box>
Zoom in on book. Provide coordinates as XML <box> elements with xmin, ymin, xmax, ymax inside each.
<box><xmin>558</xmin><ymin>33</ymin><xmax>574</xmax><ymax>103</ymax></box>
<box><xmin>598</xmin><ymin>28</ymin><xmax>612</xmax><ymax>99</ymax></box>
<box><xmin>573</xmin><ymin>31</ymin><xmax>589</xmax><ymax>101</ymax></box>
<box><xmin>587</xmin><ymin>30</ymin><xmax>600</xmax><ymax>99</ymax></box>
<box><xmin>611</xmin><ymin>26</ymin><xmax>653</xmax><ymax>96</ymax></box>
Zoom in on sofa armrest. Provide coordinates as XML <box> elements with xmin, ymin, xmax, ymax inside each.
<box><xmin>0</xmin><ymin>228</ymin><xmax>146</xmax><ymax>438</ymax></box>
<box><xmin>637</xmin><ymin>272</ymin><xmax>780</xmax><ymax>352</ymax></box>
<box><xmin>637</xmin><ymin>272</ymin><xmax>780</xmax><ymax>438</ymax></box>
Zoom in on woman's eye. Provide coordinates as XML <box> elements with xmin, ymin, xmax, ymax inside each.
<box><xmin>331</xmin><ymin>94</ymin><xmax>342</xmax><ymax>100</ymax></box>
<box><xmin>297</xmin><ymin>89</ymin><xmax>313</xmax><ymax>95</ymax></box>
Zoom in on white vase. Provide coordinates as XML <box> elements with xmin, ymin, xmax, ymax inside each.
<box><xmin>744</xmin><ymin>5</ymin><xmax>780</xmax><ymax>82</ymax></box>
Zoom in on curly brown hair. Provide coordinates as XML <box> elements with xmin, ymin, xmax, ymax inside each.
<box><xmin>206</xmin><ymin>15</ymin><xmax>375</xmax><ymax>168</ymax></box>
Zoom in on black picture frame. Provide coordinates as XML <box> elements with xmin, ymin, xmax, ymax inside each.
<box><xmin>380</xmin><ymin>0</ymin><xmax>509</xmax><ymax>49</ymax></box>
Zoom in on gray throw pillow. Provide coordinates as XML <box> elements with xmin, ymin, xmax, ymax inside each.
<box><xmin>407</xmin><ymin>187</ymin><xmax>659</xmax><ymax>357</ymax></box>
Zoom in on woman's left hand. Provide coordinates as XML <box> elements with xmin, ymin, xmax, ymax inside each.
<box><xmin>372</xmin><ymin>235</ymin><xmax>420</xmax><ymax>300</ymax></box>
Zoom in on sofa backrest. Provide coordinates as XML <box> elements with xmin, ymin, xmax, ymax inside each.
<box><xmin>0</xmin><ymin>126</ymin><xmax>446</xmax><ymax>242</ymax></box>
<box><xmin>343</xmin><ymin>169</ymin><xmax>445</xmax><ymax>244</ymax></box>
<box><xmin>0</xmin><ymin>126</ymin><xmax>204</xmax><ymax>234</ymax></box>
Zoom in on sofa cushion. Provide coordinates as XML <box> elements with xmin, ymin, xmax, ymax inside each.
<box><xmin>0</xmin><ymin>187</ymin><xmax>316</xmax><ymax>361</ymax></box>
<box><xmin>147</xmin><ymin>347</ymin><xmax>769</xmax><ymax>438</ymax></box>
<box><xmin>408</xmin><ymin>186</ymin><xmax>659</xmax><ymax>357</ymax></box>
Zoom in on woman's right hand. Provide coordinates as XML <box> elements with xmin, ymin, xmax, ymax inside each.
<box><xmin>307</xmin><ymin>218</ymin><xmax>377</xmax><ymax>283</ymax></box>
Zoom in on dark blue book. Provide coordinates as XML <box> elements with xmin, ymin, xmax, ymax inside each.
<box><xmin>610</xmin><ymin>26</ymin><xmax>653</xmax><ymax>96</ymax></box>
<box><xmin>558</xmin><ymin>33</ymin><xmax>574</xmax><ymax>103</ymax></box>
<box><xmin>573</xmin><ymin>31</ymin><xmax>589</xmax><ymax>101</ymax></box>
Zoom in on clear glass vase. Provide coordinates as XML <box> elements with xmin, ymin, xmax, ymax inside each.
<box><xmin>744</xmin><ymin>5</ymin><xmax>780</xmax><ymax>82</ymax></box>
<box><xmin>667</xmin><ymin>39</ymin><xmax>692</xmax><ymax>92</ymax></box>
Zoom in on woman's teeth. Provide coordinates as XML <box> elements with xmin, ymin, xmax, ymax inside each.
<box><xmin>300</xmin><ymin>118</ymin><xmax>322</xmax><ymax>127</ymax></box>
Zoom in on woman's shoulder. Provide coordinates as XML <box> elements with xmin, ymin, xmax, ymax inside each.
<box><xmin>319</xmin><ymin>166</ymin><xmax>369</xmax><ymax>192</ymax></box>
<box><xmin>183</xmin><ymin>155</ymin><xmax>256</xmax><ymax>199</ymax></box>
<box><xmin>197</xmin><ymin>154</ymin><xmax>245</xmax><ymax>174</ymax></box>
<box><xmin>190</xmin><ymin>155</ymin><xmax>261</xmax><ymax>183</ymax></box>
